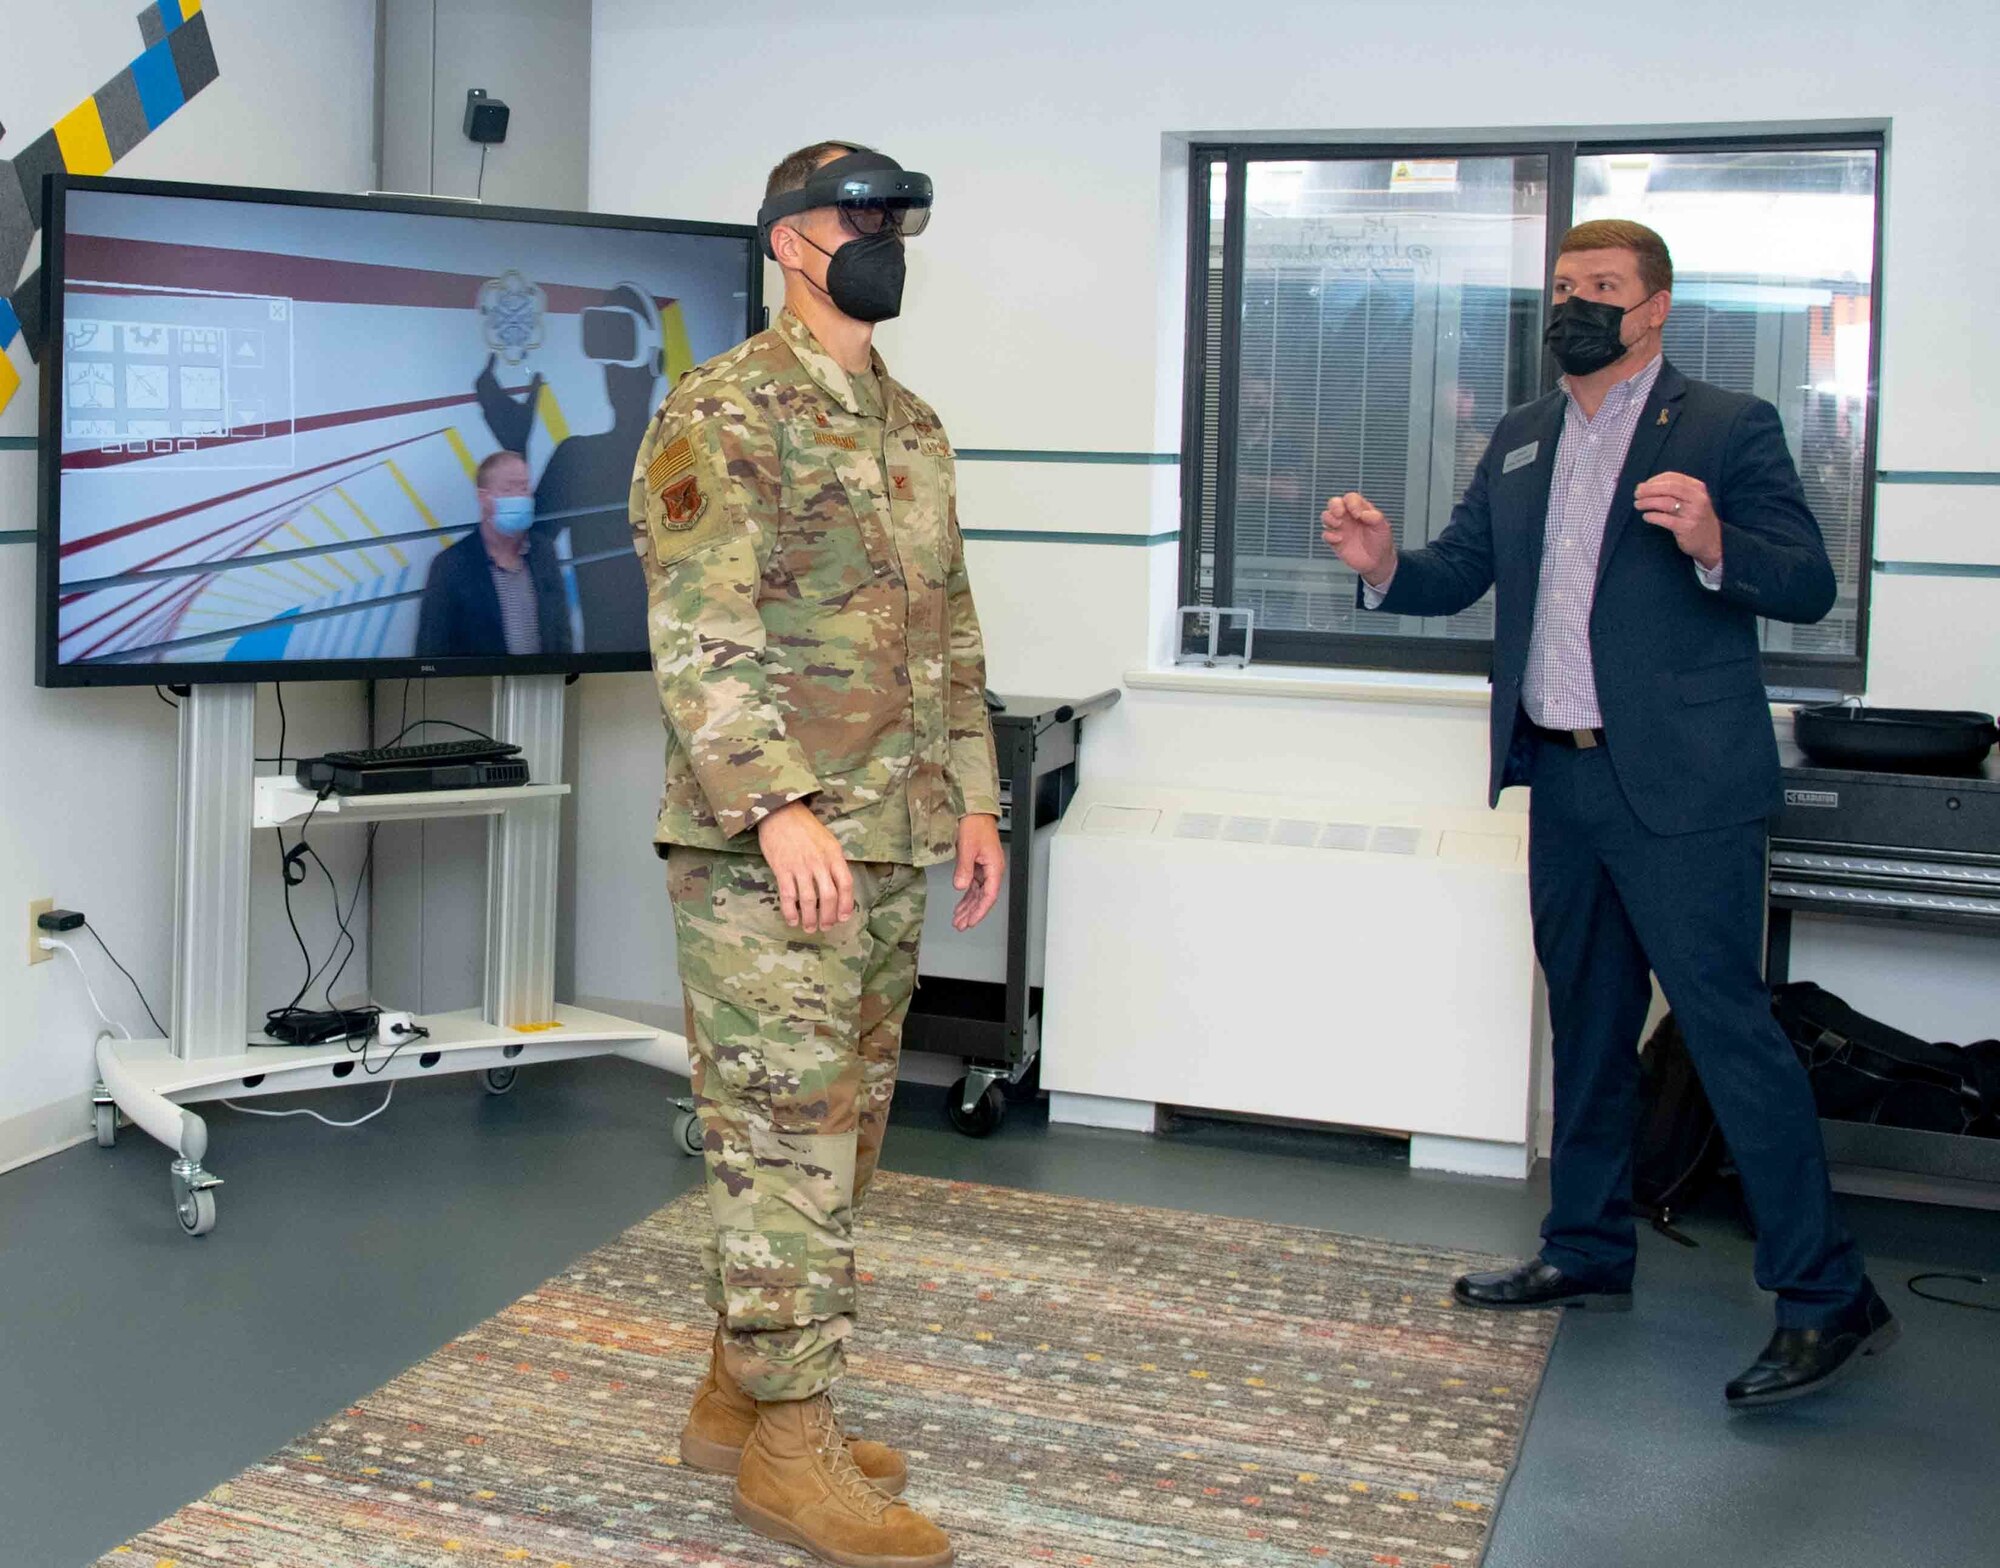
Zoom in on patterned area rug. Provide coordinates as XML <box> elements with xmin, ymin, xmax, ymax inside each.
<box><xmin>101</xmin><ymin>1174</ymin><xmax>1556</xmax><ymax>1568</ymax></box>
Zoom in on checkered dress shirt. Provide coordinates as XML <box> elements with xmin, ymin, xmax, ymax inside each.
<box><xmin>1521</xmin><ymin>356</ymin><xmax>1665</xmax><ymax>729</ymax></box>
<box><xmin>1361</xmin><ymin>356</ymin><xmax>1719</xmax><ymax>704</ymax></box>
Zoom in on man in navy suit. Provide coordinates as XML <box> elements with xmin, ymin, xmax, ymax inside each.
<box><xmin>414</xmin><ymin>450</ymin><xmax>574</xmax><ymax>661</ymax></box>
<box><xmin>1322</xmin><ymin>219</ymin><xmax>1894</xmax><ymax>1409</ymax></box>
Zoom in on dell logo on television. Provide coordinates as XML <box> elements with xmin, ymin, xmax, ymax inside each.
<box><xmin>420</xmin><ymin>663</ymin><xmax>439</xmax><ymax>673</ymax></box>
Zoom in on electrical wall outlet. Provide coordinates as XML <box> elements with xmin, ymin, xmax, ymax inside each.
<box><xmin>28</xmin><ymin>898</ymin><xmax>54</xmax><ymax>965</ymax></box>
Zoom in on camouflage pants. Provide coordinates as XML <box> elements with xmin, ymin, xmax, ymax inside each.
<box><xmin>667</xmin><ymin>844</ymin><xmax>927</xmax><ymax>1403</ymax></box>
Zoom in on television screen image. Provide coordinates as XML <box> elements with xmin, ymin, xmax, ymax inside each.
<box><xmin>37</xmin><ymin>178</ymin><xmax>761</xmax><ymax>686</ymax></box>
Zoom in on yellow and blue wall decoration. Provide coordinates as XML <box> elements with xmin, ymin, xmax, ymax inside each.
<box><xmin>1</xmin><ymin>2</ymin><xmax>220</xmax><ymax>413</ymax></box>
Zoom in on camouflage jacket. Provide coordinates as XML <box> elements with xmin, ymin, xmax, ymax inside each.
<box><xmin>629</xmin><ymin>308</ymin><xmax>1001</xmax><ymax>867</ymax></box>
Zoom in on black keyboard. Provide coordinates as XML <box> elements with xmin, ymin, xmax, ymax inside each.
<box><xmin>296</xmin><ymin>736</ymin><xmax>529</xmax><ymax>796</ymax></box>
<box><xmin>319</xmin><ymin>738</ymin><xmax>520</xmax><ymax>770</ymax></box>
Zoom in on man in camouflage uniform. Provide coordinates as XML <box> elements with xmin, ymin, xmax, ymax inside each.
<box><xmin>629</xmin><ymin>141</ymin><xmax>1001</xmax><ymax>1568</ymax></box>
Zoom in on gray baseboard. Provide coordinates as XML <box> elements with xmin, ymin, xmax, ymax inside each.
<box><xmin>0</xmin><ymin>1097</ymin><xmax>93</xmax><ymax>1177</ymax></box>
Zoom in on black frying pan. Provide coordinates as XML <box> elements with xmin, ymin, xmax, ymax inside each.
<box><xmin>1793</xmin><ymin>704</ymin><xmax>1999</xmax><ymax>773</ymax></box>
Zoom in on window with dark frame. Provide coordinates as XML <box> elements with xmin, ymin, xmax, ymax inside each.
<box><xmin>1180</xmin><ymin>135</ymin><xmax>1884</xmax><ymax>693</ymax></box>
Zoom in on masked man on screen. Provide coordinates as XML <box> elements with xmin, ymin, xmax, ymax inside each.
<box><xmin>414</xmin><ymin>449</ymin><xmax>573</xmax><ymax>658</ymax></box>
<box><xmin>1322</xmin><ymin>219</ymin><xmax>1893</xmax><ymax>1410</ymax></box>
<box><xmin>629</xmin><ymin>141</ymin><xmax>1001</xmax><ymax>1567</ymax></box>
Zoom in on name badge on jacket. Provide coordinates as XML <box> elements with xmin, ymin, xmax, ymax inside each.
<box><xmin>1502</xmin><ymin>441</ymin><xmax>1539</xmax><ymax>475</ymax></box>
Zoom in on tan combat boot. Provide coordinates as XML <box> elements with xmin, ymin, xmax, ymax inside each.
<box><xmin>733</xmin><ymin>1393</ymin><xmax>953</xmax><ymax>1568</ymax></box>
<box><xmin>679</xmin><ymin>1323</ymin><xmax>909</xmax><ymax>1496</ymax></box>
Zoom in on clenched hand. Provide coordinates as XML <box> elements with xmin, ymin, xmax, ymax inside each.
<box><xmin>1634</xmin><ymin>472</ymin><xmax>1724</xmax><ymax>571</ymax></box>
<box><xmin>1320</xmin><ymin>492</ymin><xmax>1398</xmax><ymax>587</ymax></box>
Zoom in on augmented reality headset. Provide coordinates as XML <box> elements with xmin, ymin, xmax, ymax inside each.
<box><xmin>580</xmin><ymin>287</ymin><xmax>663</xmax><ymax>373</ymax></box>
<box><xmin>756</xmin><ymin>150</ymin><xmax>934</xmax><ymax>260</ymax></box>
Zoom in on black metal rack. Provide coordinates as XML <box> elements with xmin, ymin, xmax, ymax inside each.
<box><xmin>905</xmin><ymin>689</ymin><xmax>1121</xmax><ymax>1135</ymax></box>
<box><xmin>1767</xmin><ymin>741</ymin><xmax>2000</xmax><ymax>981</ymax></box>
<box><xmin>1766</xmin><ymin>739</ymin><xmax>2000</xmax><ymax>1199</ymax></box>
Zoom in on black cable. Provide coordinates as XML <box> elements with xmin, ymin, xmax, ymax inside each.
<box><xmin>82</xmin><ymin>921</ymin><xmax>167</xmax><ymax>1038</ymax></box>
<box><xmin>359</xmin><ymin>1017</ymin><xmax>428</xmax><ymax>1076</ymax></box>
<box><xmin>308</xmin><ymin>818</ymin><xmax>423</xmax><ymax>1073</ymax></box>
<box><xmin>154</xmin><ymin>685</ymin><xmax>179</xmax><ymax>710</ymax></box>
<box><xmin>304</xmin><ymin>822</ymin><xmax>377</xmax><ymax>1012</ymax></box>
<box><xmin>260</xmin><ymin>677</ymin><xmax>436</xmax><ymax>1057</ymax></box>
<box><xmin>303</xmin><ymin>817</ymin><xmax>428</xmax><ymax>1075</ymax></box>
<box><xmin>267</xmin><ymin>786</ymin><xmax>364</xmax><ymax>1042</ymax></box>
<box><xmin>1908</xmin><ymin>1273</ymin><xmax>2000</xmax><ymax>1313</ymax></box>
<box><xmin>271</xmin><ymin>805</ymin><xmax>321</xmax><ymax>1014</ymax></box>
<box><xmin>400</xmin><ymin>677</ymin><xmax>413</xmax><ymax>738</ymax></box>
<box><xmin>476</xmin><ymin>143</ymin><xmax>488</xmax><ymax>199</ymax></box>
<box><xmin>378</xmin><ymin>716</ymin><xmax>499</xmax><ymax>748</ymax></box>
<box><xmin>265</xmin><ymin>779</ymin><xmax>391</xmax><ymax>1048</ymax></box>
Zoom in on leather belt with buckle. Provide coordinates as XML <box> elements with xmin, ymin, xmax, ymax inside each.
<box><xmin>1530</xmin><ymin>722</ymin><xmax>1605</xmax><ymax>750</ymax></box>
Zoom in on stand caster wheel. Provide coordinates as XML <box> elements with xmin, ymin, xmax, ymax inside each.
<box><xmin>177</xmin><ymin>1188</ymin><xmax>216</xmax><ymax>1237</ymax></box>
<box><xmin>671</xmin><ymin>1107</ymin><xmax>703</xmax><ymax>1157</ymax></box>
<box><xmin>94</xmin><ymin>1103</ymin><xmax>117</xmax><ymax>1148</ymax></box>
<box><xmin>483</xmin><ymin>1066</ymin><xmax>518</xmax><ymax>1095</ymax></box>
<box><xmin>946</xmin><ymin>1077</ymin><xmax>1006</xmax><ymax>1138</ymax></box>
<box><xmin>170</xmin><ymin>1161</ymin><xmax>220</xmax><ymax>1238</ymax></box>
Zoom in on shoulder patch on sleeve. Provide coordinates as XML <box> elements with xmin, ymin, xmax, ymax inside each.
<box><xmin>646</xmin><ymin>434</ymin><xmax>706</xmax><ymax>541</ymax></box>
<box><xmin>648</xmin><ymin>435</ymin><xmax>696</xmax><ymax>496</ymax></box>
<box><xmin>642</xmin><ymin>427</ymin><xmax>737</xmax><ymax>568</ymax></box>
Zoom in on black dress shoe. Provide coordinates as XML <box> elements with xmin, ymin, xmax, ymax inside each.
<box><xmin>1725</xmin><ymin>1278</ymin><xmax>1899</xmax><ymax>1409</ymax></box>
<box><xmin>1453</xmin><ymin>1259</ymin><xmax>1632</xmax><ymax>1312</ymax></box>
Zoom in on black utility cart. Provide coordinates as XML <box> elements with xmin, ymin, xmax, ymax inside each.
<box><xmin>1767</xmin><ymin>737</ymin><xmax>2000</xmax><ymax>1199</ymax></box>
<box><xmin>906</xmin><ymin>689</ymin><xmax>1122</xmax><ymax>1137</ymax></box>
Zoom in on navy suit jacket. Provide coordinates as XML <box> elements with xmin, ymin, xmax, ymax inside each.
<box><xmin>414</xmin><ymin>528</ymin><xmax>575</xmax><ymax>659</ymax></box>
<box><xmin>1368</xmin><ymin>360</ymin><xmax>1835</xmax><ymax>836</ymax></box>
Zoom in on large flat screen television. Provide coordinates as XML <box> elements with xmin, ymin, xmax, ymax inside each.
<box><xmin>36</xmin><ymin>175</ymin><xmax>762</xmax><ymax>687</ymax></box>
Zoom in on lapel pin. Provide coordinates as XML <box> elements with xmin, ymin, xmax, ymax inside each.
<box><xmin>1656</xmin><ymin>409</ymin><xmax>1671</xmax><ymax>426</ymax></box>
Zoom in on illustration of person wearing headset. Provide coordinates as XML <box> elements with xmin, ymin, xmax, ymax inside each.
<box><xmin>475</xmin><ymin>282</ymin><xmax>666</xmax><ymax>651</ymax></box>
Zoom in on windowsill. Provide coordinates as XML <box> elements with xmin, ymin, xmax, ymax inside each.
<box><xmin>1128</xmin><ymin>662</ymin><xmax>1825</xmax><ymax>717</ymax></box>
<box><xmin>1124</xmin><ymin>663</ymin><xmax>1492</xmax><ymax>709</ymax></box>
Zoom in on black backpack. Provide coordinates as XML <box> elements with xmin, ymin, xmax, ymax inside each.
<box><xmin>1771</xmin><ymin>981</ymin><xmax>2000</xmax><ymax>1137</ymax></box>
<box><xmin>1632</xmin><ymin>1013</ymin><xmax>1731</xmax><ymax>1242</ymax></box>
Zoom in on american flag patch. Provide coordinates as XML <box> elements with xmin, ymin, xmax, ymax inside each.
<box><xmin>647</xmin><ymin>435</ymin><xmax>695</xmax><ymax>495</ymax></box>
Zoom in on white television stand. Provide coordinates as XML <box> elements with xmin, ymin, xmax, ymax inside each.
<box><xmin>91</xmin><ymin>674</ymin><xmax>689</xmax><ymax>1236</ymax></box>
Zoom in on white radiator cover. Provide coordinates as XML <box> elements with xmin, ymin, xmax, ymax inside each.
<box><xmin>1042</xmin><ymin>783</ymin><xmax>1537</xmax><ymax>1148</ymax></box>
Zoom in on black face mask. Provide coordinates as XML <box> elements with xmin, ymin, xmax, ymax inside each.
<box><xmin>797</xmin><ymin>229</ymin><xmax>907</xmax><ymax>323</ymax></box>
<box><xmin>1544</xmin><ymin>295</ymin><xmax>1651</xmax><ymax>377</ymax></box>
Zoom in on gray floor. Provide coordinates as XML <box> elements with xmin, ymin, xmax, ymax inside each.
<box><xmin>3</xmin><ymin>1058</ymin><xmax>1997</xmax><ymax>1568</ymax></box>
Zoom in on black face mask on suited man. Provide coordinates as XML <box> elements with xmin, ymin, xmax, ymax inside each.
<box><xmin>1544</xmin><ymin>294</ymin><xmax>1655</xmax><ymax>377</ymax></box>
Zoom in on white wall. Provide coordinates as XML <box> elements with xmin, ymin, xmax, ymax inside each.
<box><xmin>377</xmin><ymin>0</ymin><xmax>591</xmax><ymax>210</ymax></box>
<box><xmin>367</xmin><ymin>0</ymin><xmax>594</xmax><ymax>1017</ymax></box>
<box><xmin>581</xmin><ymin>2</ymin><xmax>2000</xmax><ymax>1082</ymax></box>
<box><xmin>0</xmin><ymin>1</ymin><xmax>380</xmax><ymax>1172</ymax></box>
